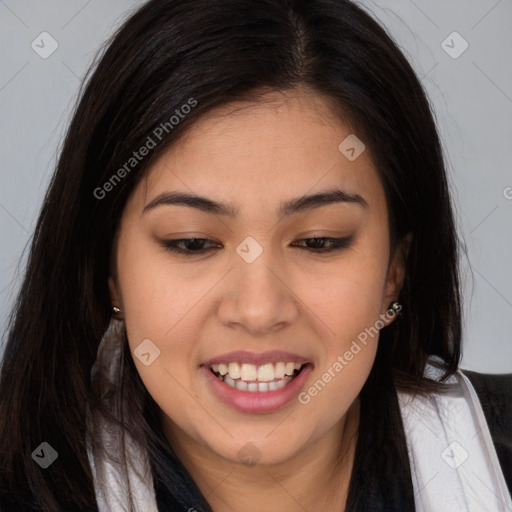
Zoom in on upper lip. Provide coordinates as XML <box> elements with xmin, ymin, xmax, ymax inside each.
<box><xmin>202</xmin><ymin>350</ymin><xmax>310</xmax><ymax>367</ymax></box>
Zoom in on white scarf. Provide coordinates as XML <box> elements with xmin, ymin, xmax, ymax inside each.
<box><xmin>398</xmin><ymin>360</ymin><xmax>512</xmax><ymax>512</ymax></box>
<box><xmin>86</xmin><ymin>319</ymin><xmax>512</xmax><ymax>511</ymax></box>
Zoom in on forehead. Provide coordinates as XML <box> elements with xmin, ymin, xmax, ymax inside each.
<box><xmin>139</xmin><ymin>89</ymin><xmax>386</xmax><ymax>216</ymax></box>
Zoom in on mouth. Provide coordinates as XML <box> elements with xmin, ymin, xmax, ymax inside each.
<box><xmin>209</xmin><ymin>361</ymin><xmax>305</xmax><ymax>392</ymax></box>
<box><xmin>201</xmin><ymin>351</ymin><xmax>313</xmax><ymax>413</ymax></box>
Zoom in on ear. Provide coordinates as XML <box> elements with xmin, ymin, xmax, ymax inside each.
<box><xmin>381</xmin><ymin>232</ymin><xmax>412</xmax><ymax>317</ymax></box>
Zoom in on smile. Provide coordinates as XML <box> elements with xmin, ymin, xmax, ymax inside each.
<box><xmin>201</xmin><ymin>351</ymin><xmax>313</xmax><ymax>413</ymax></box>
<box><xmin>210</xmin><ymin>362</ymin><xmax>304</xmax><ymax>392</ymax></box>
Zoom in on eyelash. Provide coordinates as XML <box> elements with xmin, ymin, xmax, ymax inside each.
<box><xmin>160</xmin><ymin>236</ymin><xmax>354</xmax><ymax>257</ymax></box>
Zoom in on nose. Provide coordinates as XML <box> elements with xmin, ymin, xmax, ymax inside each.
<box><xmin>216</xmin><ymin>245</ymin><xmax>300</xmax><ymax>337</ymax></box>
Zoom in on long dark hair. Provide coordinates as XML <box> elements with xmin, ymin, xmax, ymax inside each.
<box><xmin>0</xmin><ymin>0</ymin><xmax>463</xmax><ymax>510</ymax></box>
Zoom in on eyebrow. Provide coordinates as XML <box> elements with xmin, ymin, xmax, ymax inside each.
<box><xmin>142</xmin><ymin>188</ymin><xmax>369</xmax><ymax>218</ymax></box>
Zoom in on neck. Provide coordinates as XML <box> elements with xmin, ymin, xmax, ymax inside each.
<box><xmin>163</xmin><ymin>399</ymin><xmax>360</xmax><ymax>512</ymax></box>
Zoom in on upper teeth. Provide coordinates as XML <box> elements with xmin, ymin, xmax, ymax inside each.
<box><xmin>211</xmin><ymin>362</ymin><xmax>302</xmax><ymax>382</ymax></box>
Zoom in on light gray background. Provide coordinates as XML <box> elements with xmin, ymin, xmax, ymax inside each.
<box><xmin>0</xmin><ymin>1</ymin><xmax>511</xmax><ymax>372</ymax></box>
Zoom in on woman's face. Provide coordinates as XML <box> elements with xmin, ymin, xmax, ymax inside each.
<box><xmin>109</xmin><ymin>88</ymin><xmax>405</xmax><ymax>467</ymax></box>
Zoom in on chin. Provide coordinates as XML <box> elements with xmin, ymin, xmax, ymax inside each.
<box><xmin>206</xmin><ymin>429</ymin><xmax>312</xmax><ymax>468</ymax></box>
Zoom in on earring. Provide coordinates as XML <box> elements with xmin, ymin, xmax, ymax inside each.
<box><xmin>388</xmin><ymin>301</ymin><xmax>401</xmax><ymax>315</ymax></box>
<box><xmin>112</xmin><ymin>306</ymin><xmax>121</xmax><ymax>315</ymax></box>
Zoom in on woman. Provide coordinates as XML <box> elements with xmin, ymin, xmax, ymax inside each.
<box><xmin>0</xmin><ymin>0</ymin><xmax>510</xmax><ymax>510</ymax></box>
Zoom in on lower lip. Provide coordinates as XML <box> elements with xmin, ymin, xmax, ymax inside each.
<box><xmin>201</xmin><ymin>364</ymin><xmax>313</xmax><ymax>413</ymax></box>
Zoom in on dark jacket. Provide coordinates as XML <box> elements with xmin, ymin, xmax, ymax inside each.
<box><xmin>462</xmin><ymin>370</ymin><xmax>512</xmax><ymax>498</ymax></box>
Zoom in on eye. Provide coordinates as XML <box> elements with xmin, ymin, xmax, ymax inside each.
<box><xmin>291</xmin><ymin>236</ymin><xmax>355</xmax><ymax>253</ymax></box>
<box><xmin>160</xmin><ymin>237</ymin><xmax>220</xmax><ymax>256</ymax></box>
<box><xmin>160</xmin><ymin>236</ymin><xmax>354</xmax><ymax>256</ymax></box>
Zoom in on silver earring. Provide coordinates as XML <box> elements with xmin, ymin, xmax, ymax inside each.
<box><xmin>388</xmin><ymin>301</ymin><xmax>401</xmax><ymax>315</ymax></box>
<box><xmin>112</xmin><ymin>306</ymin><xmax>121</xmax><ymax>315</ymax></box>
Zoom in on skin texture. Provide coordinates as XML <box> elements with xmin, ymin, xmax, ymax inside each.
<box><xmin>109</xmin><ymin>87</ymin><xmax>407</xmax><ymax>511</ymax></box>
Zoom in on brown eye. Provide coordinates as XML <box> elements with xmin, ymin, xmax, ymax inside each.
<box><xmin>291</xmin><ymin>236</ymin><xmax>355</xmax><ymax>253</ymax></box>
<box><xmin>160</xmin><ymin>237</ymin><xmax>220</xmax><ymax>256</ymax></box>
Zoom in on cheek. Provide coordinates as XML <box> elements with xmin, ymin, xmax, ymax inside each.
<box><xmin>116</xmin><ymin>235</ymin><xmax>191</xmax><ymax>337</ymax></box>
<box><xmin>298</xmin><ymin>235</ymin><xmax>388</xmax><ymax>407</ymax></box>
<box><xmin>304</xmin><ymin>242</ymin><xmax>389</xmax><ymax>333</ymax></box>
<box><xmin>115</xmin><ymin>237</ymin><xmax>199</xmax><ymax>397</ymax></box>
<box><xmin>116</xmin><ymin>249</ymin><xmax>202</xmax><ymax>431</ymax></box>
<box><xmin>298</xmin><ymin>258</ymin><xmax>386</xmax><ymax>420</ymax></box>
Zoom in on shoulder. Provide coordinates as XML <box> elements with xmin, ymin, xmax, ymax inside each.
<box><xmin>461</xmin><ymin>369</ymin><xmax>512</xmax><ymax>440</ymax></box>
<box><xmin>461</xmin><ymin>368</ymin><xmax>512</xmax><ymax>496</ymax></box>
